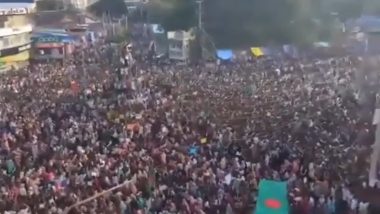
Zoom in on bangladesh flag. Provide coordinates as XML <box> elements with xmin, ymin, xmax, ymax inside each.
<box><xmin>254</xmin><ymin>180</ymin><xmax>289</xmax><ymax>214</ymax></box>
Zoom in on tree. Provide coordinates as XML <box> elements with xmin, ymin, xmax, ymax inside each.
<box><xmin>364</xmin><ymin>0</ymin><xmax>380</xmax><ymax>16</ymax></box>
<box><xmin>88</xmin><ymin>0</ymin><xmax>127</xmax><ymax>18</ymax></box>
<box><xmin>203</xmin><ymin>0</ymin><xmax>318</xmax><ymax>47</ymax></box>
<box><xmin>147</xmin><ymin>0</ymin><xmax>336</xmax><ymax>48</ymax></box>
<box><xmin>147</xmin><ymin>0</ymin><xmax>196</xmax><ymax>31</ymax></box>
<box><xmin>327</xmin><ymin>0</ymin><xmax>363</xmax><ymax>22</ymax></box>
<box><xmin>36</xmin><ymin>0</ymin><xmax>64</xmax><ymax>11</ymax></box>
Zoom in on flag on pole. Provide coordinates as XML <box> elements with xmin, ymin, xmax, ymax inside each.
<box><xmin>254</xmin><ymin>180</ymin><xmax>289</xmax><ymax>214</ymax></box>
<box><xmin>250</xmin><ymin>47</ymin><xmax>264</xmax><ymax>57</ymax></box>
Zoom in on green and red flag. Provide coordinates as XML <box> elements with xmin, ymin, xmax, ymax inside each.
<box><xmin>254</xmin><ymin>180</ymin><xmax>289</xmax><ymax>214</ymax></box>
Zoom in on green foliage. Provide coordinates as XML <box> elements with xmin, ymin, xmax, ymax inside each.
<box><xmin>88</xmin><ymin>0</ymin><xmax>128</xmax><ymax>18</ymax></box>
<box><xmin>326</xmin><ymin>0</ymin><xmax>363</xmax><ymax>22</ymax></box>
<box><xmin>364</xmin><ymin>0</ymin><xmax>380</xmax><ymax>16</ymax></box>
<box><xmin>204</xmin><ymin>0</ymin><xmax>320</xmax><ymax>47</ymax></box>
<box><xmin>65</xmin><ymin>3</ymin><xmax>79</xmax><ymax>13</ymax></box>
<box><xmin>36</xmin><ymin>0</ymin><xmax>64</xmax><ymax>11</ymax></box>
<box><xmin>189</xmin><ymin>29</ymin><xmax>202</xmax><ymax>62</ymax></box>
<box><xmin>149</xmin><ymin>0</ymin><xmax>373</xmax><ymax>48</ymax></box>
<box><xmin>148</xmin><ymin>0</ymin><xmax>196</xmax><ymax>31</ymax></box>
<box><xmin>108</xmin><ymin>29</ymin><xmax>130</xmax><ymax>43</ymax></box>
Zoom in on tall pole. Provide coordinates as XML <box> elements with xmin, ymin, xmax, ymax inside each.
<box><xmin>370</xmin><ymin>103</ymin><xmax>380</xmax><ymax>187</ymax></box>
<box><xmin>196</xmin><ymin>0</ymin><xmax>203</xmax><ymax>60</ymax></box>
<box><xmin>196</xmin><ymin>0</ymin><xmax>202</xmax><ymax>29</ymax></box>
<box><xmin>368</xmin><ymin>58</ymin><xmax>380</xmax><ymax>187</ymax></box>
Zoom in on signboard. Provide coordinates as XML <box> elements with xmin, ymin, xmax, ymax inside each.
<box><xmin>37</xmin><ymin>36</ymin><xmax>61</xmax><ymax>43</ymax></box>
<box><xmin>0</xmin><ymin>8</ymin><xmax>29</xmax><ymax>16</ymax></box>
<box><xmin>34</xmin><ymin>43</ymin><xmax>64</xmax><ymax>48</ymax></box>
<box><xmin>0</xmin><ymin>43</ymin><xmax>30</xmax><ymax>57</ymax></box>
<box><xmin>0</xmin><ymin>0</ymin><xmax>34</xmax><ymax>2</ymax></box>
<box><xmin>0</xmin><ymin>50</ymin><xmax>30</xmax><ymax>63</ymax></box>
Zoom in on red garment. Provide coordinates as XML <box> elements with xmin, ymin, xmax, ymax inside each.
<box><xmin>70</xmin><ymin>81</ymin><xmax>80</xmax><ymax>94</ymax></box>
<box><xmin>8</xmin><ymin>186</ymin><xmax>19</xmax><ymax>201</ymax></box>
<box><xmin>300</xmin><ymin>199</ymin><xmax>310</xmax><ymax>214</ymax></box>
<box><xmin>42</xmin><ymin>172</ymin><xmax>55</xmax><ymax>182</ymax></box>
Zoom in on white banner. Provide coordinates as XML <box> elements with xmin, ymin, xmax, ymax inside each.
<box><xmin>0</xmin><ymin>8</ymin><xmax>30</xmax><ymax>16</ymax></box>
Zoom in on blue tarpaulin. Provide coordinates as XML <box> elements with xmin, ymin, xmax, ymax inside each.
<box><xmin>189</xmin><ymin>146</ymin><xmax>198</xmax><ymax>156</ymax></box>
<box><xmin>216</xmin><ymin>49</ymin><xmax>233</xmax><ymax>60</ymax></box>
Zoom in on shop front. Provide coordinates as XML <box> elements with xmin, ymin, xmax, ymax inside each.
<box><xmin>0</xmin><ymin>43</ymin><xmax>30</xmax><ymax>71</ymax></box>
<box><xmin>31</xmin><ymin>33</ymin><xmax>75</xmax><ymax>62</ymax></box>
<box><xmin>0</xmin><ymin>1</ymin><xmax>35</xmax><ymax>71</ymax></box>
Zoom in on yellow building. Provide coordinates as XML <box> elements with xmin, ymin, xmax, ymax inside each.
<box><xmin>0</xmin><ymin>2</ymin><xmax>35</xmax><ymax>71</ymax></box>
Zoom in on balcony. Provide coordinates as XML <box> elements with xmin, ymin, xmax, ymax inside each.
<box><xmin>0</xmin><ymin>25</ymin><xmax>33</xmax><ymax>37</ymax></box>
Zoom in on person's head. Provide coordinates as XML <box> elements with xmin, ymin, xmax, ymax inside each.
<box><xmin>127</xmin><ymin>44</ymin><xmax>133</xmax><ymax>52</ymax></box>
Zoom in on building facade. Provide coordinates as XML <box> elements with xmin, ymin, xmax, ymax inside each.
<box><xmin>0</xmin><ymin>1</ymin><xmax>35</xmax><ymax>71</ymax></box>
<box><xmin>167</xmin><ymin>30</ymin><xmax>194</xmax><ymax>61</ymax></box>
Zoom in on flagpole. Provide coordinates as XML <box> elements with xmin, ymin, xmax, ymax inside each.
<box><xmin>63</xmin><ymin>176</ymin><xmax>137</xmax><ymax>214</ymax></box>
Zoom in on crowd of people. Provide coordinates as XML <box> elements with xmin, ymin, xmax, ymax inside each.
<box><xmin>0</xmin><ymin>42</ymin><xmax>379</xmax><ymax>214</ymax></box>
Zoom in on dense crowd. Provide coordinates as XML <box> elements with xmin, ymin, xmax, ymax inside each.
<box><xmin>0</xmin><ymin>43</ymin><xmax>379</xmax><ymax>214</ymax></box>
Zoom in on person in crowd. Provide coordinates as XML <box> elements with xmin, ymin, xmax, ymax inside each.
<box><xmin>0</xmin><ymin>43</ymin><xmax>379</xmax><ymax>214</ymax></box>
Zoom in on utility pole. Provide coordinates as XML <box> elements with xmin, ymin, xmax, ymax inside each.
<box><xmin>196</xmin><ymin>0</ymin><xmax>203</xmax><ymax>29</ymax></box>
<box><xmin>371</xmin><ymin>106</ymin><xmax>380</xmax><ymax>187</ymax></box>
<box><xmin>196</xmin><ymin>0</ymin><xmax>203</xmax><ymax>60</ymax></box>
<box><xmin>367</xmin><ymin>57</ymin><xmax>380</xmax><ymax>187</ymax></box>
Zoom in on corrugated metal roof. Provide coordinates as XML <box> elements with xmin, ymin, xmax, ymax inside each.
<box><xmin>0</xmin><ymin>3</ymin><xmax>35</xmax><ymax>8</ymax></box>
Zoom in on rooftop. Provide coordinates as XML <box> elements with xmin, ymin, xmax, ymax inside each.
<box><xmin>0</xmin><ymin>2</ymin><xmax>35</xmax><ymax>9</ymax></box>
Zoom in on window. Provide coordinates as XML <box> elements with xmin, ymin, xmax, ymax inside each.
<box><xmin>2</xmin><ymin>37</ymin><xmax>10</xmax><ymax>47</ymax></box>
<box><xmin>169</xmin><ymin>40</ymin><xmax>182</xmax><ymax>50</ymax></box>
<box><xmin>24</xmin><ymin>33</ymin><xmax>30</xmax><ymax>43</ymax></box>
<box><xmin>0</xmin><ymin>33</ymin><xmax>29</xmax><ymax>49</ymax></box>
<box><xmin>51</xmin><ymin>48</ymin><xmax>63</xmax><ymax>56</ymax></box>
<box><xmin>0</xmin><ymin>39</ymin><xmax>3</xmax><ymax>50</ymax></box>
<box><xmin>0</xmin><ymin>16</ymin><xmax>7</xmax><ymax>28</ymax></box>
<box><xmin>36</xmin><ymin>47</ymin><xmax>64</xmax><ymax>56</ymax></box>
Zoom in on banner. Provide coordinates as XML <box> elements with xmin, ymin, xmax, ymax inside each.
<box><xmin>255</xmin><ymin>180</ymin><xmax>289</xmax><ymax>214</ymax></box>
<box><xmin>0</xmin><ymin>44</ymin><xmax>30</xmax><ymax>57</ymax></box>
<box><xmin>0</xmin><ymin>7</ymin><xmax>30</xmax><ymax>16</ymax></box>
<box><xmin>250</xmin><ymin>47</ymin><xmax>264</xmax><ymax>57</ymax></box>
<box><xmin>0</xmin><ymin>50</ymin><xmax>29</xmax><ymax>63</ymax></box>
